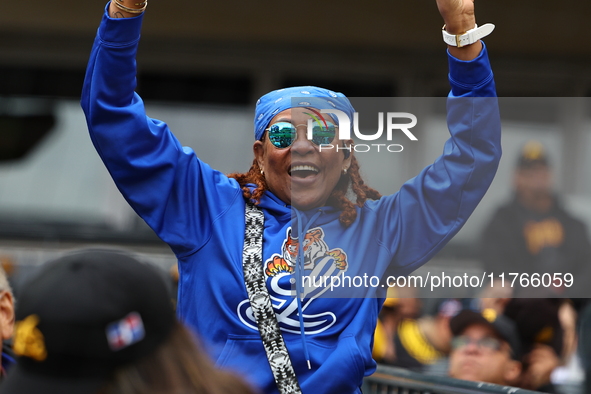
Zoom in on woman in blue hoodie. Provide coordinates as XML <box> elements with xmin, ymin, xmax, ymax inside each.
<box><xmin>81</xmin><ymin>1</ymin><xmax>501</xmax><ymax>393</ymax></box>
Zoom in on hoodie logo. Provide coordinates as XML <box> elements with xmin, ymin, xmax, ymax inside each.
<box><xmin>238</xmin><ymin>227</ymin><xmax>348</xmax><ymax>334</ymax></box>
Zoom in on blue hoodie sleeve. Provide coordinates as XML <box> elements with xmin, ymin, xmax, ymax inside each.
<box><xmin>447</xmin><ymin>43</ymin><xmax>497</xmax><ymax>98</ymax></box>
<box><xmin>80</xmin><ymin>6</ymin><xmax>242</xmax><ymax>258</ymax></box>
<box><xmin>373</xmin><ymin>43</ymin><xmax>501</xmax><ymax>276</ymax></box>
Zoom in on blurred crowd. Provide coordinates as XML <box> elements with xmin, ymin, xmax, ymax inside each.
<box><xmin>373</xmin><ymin>141</ymin><xmax>591</xmax><ymax>393</ymax></box>
<box><xmin>373</xmin><ymin>291</ymin><xmax>588</xmax><ymax>393</ymax></box>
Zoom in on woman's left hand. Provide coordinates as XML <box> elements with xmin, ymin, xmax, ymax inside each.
<box><xmin>436</xmin><ymin>0</ymin><xmax>475</xmax><ymax>34</ymax></box>
<box><xmin>435</xmin><ymin>0</ymin><xmax>482</xmax><ymax>60</ymax></box>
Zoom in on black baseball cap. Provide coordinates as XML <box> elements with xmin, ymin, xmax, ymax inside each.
<box><xmin>450</xmin><ymin>309</ymin><xmax>522</xmax><ymax>360</ymax></box>
<box><xmin>516</xmin><ymin>140</ymin><xmax>549</xmax><ymax>169</ymax></box>
<box><xmin>504</xmin><ymin>298</ymin><xmax>563</xmax><ymax>357</ymax></box>
<box><xmin>0</xmin><ymin>248</ymin><xmax>176</xmax><ymax>394</ymax></box>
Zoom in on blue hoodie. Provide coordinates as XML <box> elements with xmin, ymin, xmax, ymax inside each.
<box><xmin>81</xmin><ymin>6</ymin><xmax>501</xmax><ymax>394</ymax></box>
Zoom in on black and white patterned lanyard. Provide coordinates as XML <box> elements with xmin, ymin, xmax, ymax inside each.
<box><xmin>243</xmin><ymin>203</ymin><xmax>302</xmax><ymax>394</ymax></box>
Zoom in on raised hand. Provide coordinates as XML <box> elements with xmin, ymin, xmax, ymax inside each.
<box><xmin>109</xmin><ymin>0</ymin><xmax>146</xmax><ymax>18</ymax></box>
<box><xmin>436</xmin><ymin>0</ymin><xmax>476</xmax><ymax>34</ymax></box>
<box><xmin>436</xmin><ymin>0</ymin><xmax>482</xmax><ymax>60</ymax></box>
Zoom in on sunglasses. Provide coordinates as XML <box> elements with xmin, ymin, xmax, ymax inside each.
<box><xmin>264</xmin><ymin>121</ymin><xmax>337</xmax><ymax>149</ymax></box>
<box><xmin>451</xmin><ymin>336</ymin><xmax>503</xmax><ymax>352</ymax></box>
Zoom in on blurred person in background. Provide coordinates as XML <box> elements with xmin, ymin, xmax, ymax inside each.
<box><xmin>579</xmin><ymin>303</ymin><xmax>591</xmax><ymax>394</ymax></box>
<box><xmin>371</xmin><ymin>287</ymin><xmax>400</xmax><ymax>364</ymax></box>
<box><xmin>372</xmin><ymin>294</ymin><xmax>400</xmax><ymax>365</ymax></box>
<box><xmin>0</xmin><ymin>249</ymin><xmax>256</xmax><ymax>394</ymax></box>
<box><xmin>0</xmin><ymin>265</ymin><xmax>15</xmax><ymax>379</ymax></box>
<box><xmin>505</xmin><ymin>298</ymin><xmax>565</xmax><ymax>393</ymax></box>
<box><xmin>448</xmin><ymin>309</ymin><xmax>522</xmax><ymax>386</ymax></box>
<box><xmin>382</xmin><ymin>298</ymin><xmax>461</xmax><ymax>373</ymax></box>
<box><xmin>477</xmin><ymin>280</ymin><xmax>513</xmax><ymax>316</ymax></box>
<box><xmin>372</xmin><ymin>286</ymin><xmax>421</xmax><ymax>365</ymax></box>
<box><xmin>480</xmin><ymin>140</ymin><xmax>591</xmax><ymax>297</ymax></box>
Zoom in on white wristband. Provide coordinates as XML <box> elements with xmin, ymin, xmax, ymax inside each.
<box><xmin>442</xmin><ymin>23</ymin><xmax>495</xmax><ymax>47</ymax></box>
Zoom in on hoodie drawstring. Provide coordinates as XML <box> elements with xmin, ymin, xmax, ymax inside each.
<box><xmin>294</xmin><ymin>209</ymin><xmax>322</xmax><ymax>370</ymax></box>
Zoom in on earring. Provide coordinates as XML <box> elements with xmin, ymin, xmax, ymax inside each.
<box><xmin>260</xmin><ymin>169</ymin><xmax>264</xmax><ymax>175</ymax></box>
<box><xmin>342</xmin><ymin>168</ymin><xmax>348</xmax><ymax>175</ymax></box>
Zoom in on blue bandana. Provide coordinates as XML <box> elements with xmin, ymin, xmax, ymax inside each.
<box><xmin>253</xmin><ymin>86</ymin><xmax>355</xmax><ymax>141</ymax></box>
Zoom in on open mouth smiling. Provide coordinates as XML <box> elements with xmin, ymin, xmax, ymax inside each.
<box><xmin>289</xmin><ymin>165</ymin><xmax>319</xmax><ymax>178</ymax></box>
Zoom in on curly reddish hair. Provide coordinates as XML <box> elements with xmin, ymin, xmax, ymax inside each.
<box><xmin>227</xmin><ymin>152</ymin><xmax>381</xmax><ymax>227</ymax></box>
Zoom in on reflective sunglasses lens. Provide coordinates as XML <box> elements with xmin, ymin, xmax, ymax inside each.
<box><xmin>311</xmin><ymin>124</ymin><xmax>336</xmax><ymax>145</ymax></box>
<box><xmin>268</xmin><ymin>123</ymin><xmax>295</xmax><ymax>148</ymax></box>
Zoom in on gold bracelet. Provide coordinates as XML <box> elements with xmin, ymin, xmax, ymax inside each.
<box><xmin>114</xmin><ymin>0</ymin><xmax>143</xmax><ymax>7</ymax></box>
<box><xmin>113</xmin><ymin>0</ymin><xmax>147</xmax><ymax>14</ymax></box>
<box><xmin>114</xmin><ymin>0</ymin><xmax>146</xmax><ymax>13</ymax></box>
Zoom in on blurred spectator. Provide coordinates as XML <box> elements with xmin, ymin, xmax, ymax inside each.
<box><xmin>505</xmin><ymin>299</ymin><xmax>564</xmax><ymax>357</ymax></box>
<box><xmin>169</xmin><ymin>262</ymin><xmax>179</xmax><ymax>312</ymax></box>
<box><xmin>393</xmin><ymin>286</ymin><xmax>422</xmax><ymax>321</ymax></box>
<box><xmin>580</xmin><ymin>303</ymin><xmax>591</xmax><ymax>394</ymax></box>
<box><xmin>505</xmin><ymin>298</ymin><xmax>564</xmax><ymax>392</ymax></box>
<box><xmin>373</xmin><ymin>286</ymin><xmax>421</xmax><ymax>365</ymax></box>
<box><xmin>557</xmin><ymin>300</ymin><xmax>579</xmax><ymax>366</ymax></box>
<box><xmin>448</xmin><ymin>309</ymin><xmax>522</xmax><ymax>386</ymax></box>
<box><xmin>480</xmin><ymin>140</ymin><xmax>591</xmax><ymax>297</ymax></box>
<box><xmin>0</xmin><ymin>266</ymin><xmax>15</xmax><ymax>379</ymax></box>
<box><xmin>378</xmin><ymin>298</ymin><xmax>462</xmax><ymax>372</ymax></box>
<box><xmin>477</xmin><ymin>283</ymin><xmax>512</xmax><ymax>316</ymax></box>
<box><xmin>373</xmin><ymin>296</ymin><xmax>400</xmax><ymax>364</ymax></box>
<box><xmin>0</xmin><ymin>249</ymin><xmax>255</xmax><ymax>394</ymax></box>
